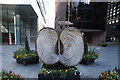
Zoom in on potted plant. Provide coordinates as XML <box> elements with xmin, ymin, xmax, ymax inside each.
<box><xmin>1</xmin><ymin>71</ymin><xmax>23</xmax><ymax>80</ymax></box>
<box><xmin>80</xmin><ymin>48</ymin><xmax>99</xmax><ymax>65</ymax></box>
<box><xmin>99</xmin><ymin>67</ymin><xmax>120</xmax><ymax>80</ymax></box>
<box><xmin>38</xmin><ymin>67</ymin><xmax>80</xmax><ymax>80</ymax></box>
<box><xmin>13</xmin><ymin>48</ymin><xmax>39</xmax><ymax>66</ymax></box>
<box><xmin>99</xmin><ymin>41</ymin><xmax>107</xmax><ymax>47</ymax></box>
<box><xmin>13</xmin><ymin>37</ymin><xmax>39</xmax><ymax>66</ymax></box>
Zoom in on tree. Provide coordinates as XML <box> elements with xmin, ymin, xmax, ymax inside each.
<box><xmin>25</xmin><ymin>36</ymin><xmax>30</xmax><ymax>52</ymax></box>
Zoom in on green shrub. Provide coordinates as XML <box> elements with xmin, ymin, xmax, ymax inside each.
<box><xmin>83</xmin><ymin>48</ymin><xmax>99</xmax><ymax>59</ymax></box>
<box><xmin>13</xmin><ymin>48</ymin><xmax>38</xmax><ymax>59</ymax></box>
<box><xmin>25</xmin><ymin>36</ymin><xmax>30</xmax><ymax>52</ymax></box>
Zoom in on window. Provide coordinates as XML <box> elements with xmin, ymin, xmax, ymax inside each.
<box><xmin>113</xmin><ymin>10</ymin><xmax>116</xmax><ymax>12</ymax></box>
<box><xmin>116</xmin><ymin>19</ymin><xmax>119</xmax><ymax>23</ymax></box>
<box><xmin>36</xmin><ymin>0</ymin><xmax>46</xmax><ymax>23</ymax></box>
<box><xmin>113</xmin><ymin>13</ymin><xmax>115</xmax><ymax>15</ymax></box>
<box><xmin>112</xmin><ymin>21</ymin><xmax>115</xmax><ymax>23</ymax></box>
<box><xmin>109</xmin><ymin>21</ymin><xmax>111</xmax><ymax>24</ymax></box>
<box><xmin>117</xmin><ymin>11</ymin><xmax>119</xmax><ymax>14</ymax></box>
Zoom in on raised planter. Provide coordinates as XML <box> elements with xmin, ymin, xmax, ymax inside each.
<box><xmin>38</xmin><ymin>73</ymin><xmax>80</xmax><ymax>80</ymax></box>
<box><xmin>80</xmin><ymin>59</ymin><xmax>96</xmax><ymax>65</ymax></box>
<box><xmin>16</xmin><ymin>57</ymin><xmax>39</xmax><ymax>66</ymax></box>
<box><xmin>100</xmin><ymin>45</ymin><xmax>107</xmax><ymax>47</ymax></box>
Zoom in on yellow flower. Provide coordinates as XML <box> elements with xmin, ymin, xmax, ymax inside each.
<box><xmin>65</xmin><ymin>70</ymin><xmax>68</xmax><ymax>72</ymax></box>
<box><xmin>16</xmin><ymin>56</ymin><xmax>19</xmax><ymax>58</ymax></box>
<box><xmin>114</xmin><ymin>74</ymin><xmax>116</xmax><ymax>76</ymax></box>
<box><xmin>110</xmin><ymin>73</ymin><xmax>113</xmax><ymax>75</ymax></box>
<box><xmin>40</xmin><ymin>72</ymin><xmax>43</xmax><ymax>74</ymax></box>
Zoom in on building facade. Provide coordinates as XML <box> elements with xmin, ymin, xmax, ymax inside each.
<box><xmin>0</xmin><ymin>0</ymin><xmax>55</xmax><ymax>45</ymax></box>
<box><xmin>106</xmin><ymin>1</ymin><xmax>120</xmax><ymax>42</ymax></box>
<box><xmin>55</xmin><ymin>1</ymin><xmax>108</xmax><ymax>45</ymax></box>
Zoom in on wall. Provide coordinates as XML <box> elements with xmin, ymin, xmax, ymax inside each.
<box><xmin>91</xmin><ymin>31</ymin><xmax>106</xmax><ymax>45</ymax></box>
<box><xmin>31</xmin><ymin>0</ymin><xmax>45</xmax><ymax>32</ymax></box>
<box><xmin>84</xmin><ymin>31</ymin><xmax>106</xmax><ymax>46</ymax></box>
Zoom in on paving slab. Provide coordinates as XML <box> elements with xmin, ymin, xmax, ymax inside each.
<box><xmin>76</xmin><ymin>44</ymin><xmax>118</xmax><ymax>78</ymax></box>
<box><xmin>1</xmin><ymin>43</ymin><xmax>119</xmax><ymax>79</ymax></box>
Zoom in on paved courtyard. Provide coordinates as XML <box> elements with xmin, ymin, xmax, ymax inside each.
<box><xmin>0</xmin><ymin>43</ymin><xmax>119</xmax><ymax>79</ymax></box>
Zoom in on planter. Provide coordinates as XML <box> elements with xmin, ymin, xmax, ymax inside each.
<box><xmin>16</xmin><ymin>57</ymin><xmax>39</xmax><ymax>66</ymax></box>
<box><xmin>80</xmin><ymin>59</ymin><xmax>96</xmax><ymax>65</ymax></box>
<box><xmin>38</xmin><ymin>73</ymin><xmax>80</xmax><ymax>80</ymax></box>
<box><xmin>100</xmin><ymin>45</ymin><xmax>107</xmax><ymax>47</ymax></box>
<box><xmin>99</xmin><ymin>77</ymin><xmax>118</xmax><ymax>80</ymax></box>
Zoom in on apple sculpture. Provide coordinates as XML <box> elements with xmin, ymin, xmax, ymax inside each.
<box><xmin>36</xmin><ymin>27</ymin><xmax>84</xmax><ymax>67</ymax></box>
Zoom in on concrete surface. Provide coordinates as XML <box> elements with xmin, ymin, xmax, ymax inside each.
<box><xmin>1</xmin><ymin>43</ymin><xmax>119</xmax><ymax>79</ymax></box>
<box><xmin>76</xmin><ymin>43</ymin><xmax>118</xmax><ymax>78</ymax></box>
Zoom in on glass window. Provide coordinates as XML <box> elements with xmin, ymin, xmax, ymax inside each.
<box><xmin>117</xmin><ymin>11</ymin><xmax>119</xmax><ymax>14</ymax></box>
<box><xmin>113</xmin><ymin>13</ymin><xmax>115</xmax><ymax>15</ymax></box>
<box><xmin>112</xmin><ymin>21</ymin><xmax>115</xmax><ymax>23</ymax></box>
<box><xmin>113</xmin><ymin>10</ymin><xmax>116</xmax><ymax>12</ymax></box>
<box><xmin>109</xmin><ymin>21</ymin><xmax>111</xmax><ymax>24</ymax></box>
<box><xmin>116</xmin><ymin>19</ymin><xmax>119</xmax><ymax>23</ymax></box>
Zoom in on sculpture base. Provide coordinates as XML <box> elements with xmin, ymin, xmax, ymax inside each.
<box><xmin>42</xmin><ymin>62</ymin><xmax>75</xmax><ymax>69</ymax></box>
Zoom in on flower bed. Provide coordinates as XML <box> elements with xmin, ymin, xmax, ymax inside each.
<box><xmin>1</xmin><ymin>71</ymin><xmax>23</xmax><ymax>80</ymax></box>
<box><xmin>38</xmin><ymin>67</ymin><xmax>80</xmax><ymax>80</ymax></box>
<box><xmin>99</xmin><ymin>68</ymin><xmax>120</xmax><ymax>80</ymax></box>
<box><xmin>13</xmin><ymin>48</ymin><xmax>39</xmax><ymax>66</ymax></box>
<box><xmin>80</xmin><ymin>48</ymin><xmax>99</xmax><ymax>65</ymax></box>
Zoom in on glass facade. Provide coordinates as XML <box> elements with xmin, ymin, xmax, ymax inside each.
<box><xmin>36</xmin><ymin>0</ymin><xmax>46</xmax><ymax>23</ymax></box>
<box><xmin>107</xmin><ymin>2</ymin><xmax>120</xmax><ymax>30</ymax></box>
<box><xmin>69</xmin><ymin>2</ymin><xmax>107</xmax><ymax>30</ymax></box>
<box><xmin>1</xmin><ymin>4</ymin><xmax>38</xmax><ymax>45</ymax></box>
<box><xmin>106</xmin><ymin>1</ymin><xmax>120</xmax><ymax>42</ymax></box>
<box><xmin>1</xmin><ymin>6</ymin><xmax>20</xmax><ymax>45</ymax></box>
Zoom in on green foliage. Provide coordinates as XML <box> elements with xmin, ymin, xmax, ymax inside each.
<box><xmin>1</xmin><ymin>71</ymin><xmax>23</xmax><ymax>80</ymax></box>
<box><xmin>99</xmin><ymin>68</ymin><xmax>120</xmax><ymax>80</ymax></box>
<box><xmin>13</xmin><ymin>48</ymin><xmax>38</xmax><ymax>59</ymax></box>
<box><xmin>25</xmin><ymin>36</ymin><xmax>30</xmax><ymax>52</ymax></box>
<box><xmin>40</xmin><ymin>67</ymin><xmax>80</xmax><ymax>79</ymax></box>
<box><xmin>83</xmin><ymin>48</ymin><xmax>99</xmax><ymax>59</ymax></box>
<box><xmin>99</xmin><ymin>41</ymin><xmax>107</xmax><ymax>46</ymax></box>
<box><xmin>84</xmin><ymin>37</ymin><xmax>88</xmax><ymax>54</ymax></box>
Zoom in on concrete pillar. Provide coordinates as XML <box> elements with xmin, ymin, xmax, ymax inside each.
<box><xmin>14</xmin><ymin>14</ymin><xmax>20</xmax><ymax>45</ymax></box>
<box><xmin>26</xmin><ymin>17</ymin><xmax>30</xmax><ymax>44</ymax></box>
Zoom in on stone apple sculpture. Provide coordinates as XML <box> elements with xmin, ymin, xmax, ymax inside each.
<box><xmin>36</xmin><ymin>27</ymin><xmax>84</xmax><ymax>67</ymax></box>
